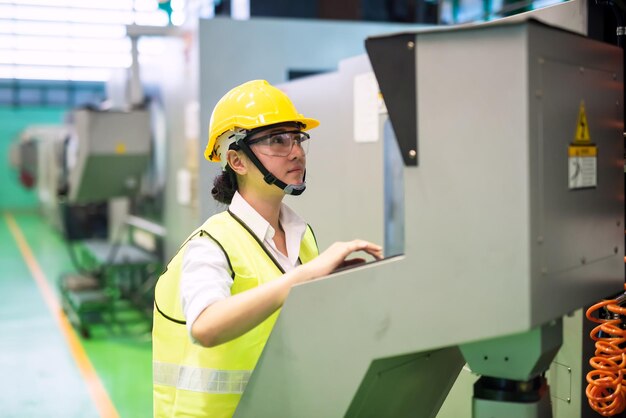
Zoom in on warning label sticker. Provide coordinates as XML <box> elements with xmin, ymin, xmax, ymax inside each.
<box><xmin>568</xmin><ymin>100</ymin><xmax>596</xmax><ymax>190</ymax></box>
<box><xmin>574</xmin><ymin>101</ymin><xmax>591</xmax><ymax>144</ymax></box>
<box><xmin>568</xmin><ymin>145</ymin><xmax>597</xmax><ymax>189</ymax></box>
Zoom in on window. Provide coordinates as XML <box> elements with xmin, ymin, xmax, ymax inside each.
<box><xmin>0</xmin><ymin>0</ymin><xmax>171</xmax><ymax>82</ymax></box>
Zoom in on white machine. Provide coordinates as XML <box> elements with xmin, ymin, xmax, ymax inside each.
<box><xmin>12</xmin><ymin>125</ymin><xmax>70</xmax><ymax>232</ymax></box>
<box><xmin>233</xmin><ymin>19</ymin><xmax>624</xmax><ymax>418</ymax></box>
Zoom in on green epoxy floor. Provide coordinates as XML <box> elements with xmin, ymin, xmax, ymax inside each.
<box><xmin>1</xmin><ymin>211</ymin><xmax>153</xmax><ymax>418</ymax></box>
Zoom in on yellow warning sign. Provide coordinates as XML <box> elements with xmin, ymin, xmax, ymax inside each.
<box><xmin>568</xmin><ymin>145</ymin><xmax>597</xmax><ymax>157</ymax></box>
<box><xmin>574</xmin><ymin>100</ymin><xmax>591</xmax><ymax>143</ymax></box>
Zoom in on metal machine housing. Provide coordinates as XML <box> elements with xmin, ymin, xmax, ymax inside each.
<box><xmin>235</xmin><ymin>20</ymin><xmax>624</xmax><ymax>417</ymax></box>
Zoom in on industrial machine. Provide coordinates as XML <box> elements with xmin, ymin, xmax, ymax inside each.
<box><xmin>233</xmin><ymin>18</ymin><xmax>624</xmax><ymax>417</ymax></box>
<box><xmin>12</xmin><ymin>125</ymin><xmax>70</xmax><ymax>232</ymax></box>
<box><xmin>65</xmin><ymin>108</ymin><xmax>151</xmax><ymax>204</ymax></box>
<box><xmin>55</xmin><ymin>106</ymin><xmax>164</xmax><ymax>338</ymax></box>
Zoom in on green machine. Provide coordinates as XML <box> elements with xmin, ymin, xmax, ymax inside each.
<box><xmin>233</xmin><ymin>19</ymin><xmax>624</xmax><ymax>418</ymax></box>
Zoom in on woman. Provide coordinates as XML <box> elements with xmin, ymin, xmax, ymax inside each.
<box><xmin>152</xmin><ymin>80</ymin><xmax>382</xmax><ymax>417</ymax></box>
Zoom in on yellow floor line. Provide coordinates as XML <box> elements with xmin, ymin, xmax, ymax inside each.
<box><xmin>4</xmin><ymin>212</ymin><xmax>120</xmax><ymax>418</ymax></box>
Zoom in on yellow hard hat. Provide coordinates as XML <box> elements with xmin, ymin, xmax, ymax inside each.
<box><xmin>205</xmin><ymin>80</ymin><xmax>320</xmax><ymax>162</ymax></box>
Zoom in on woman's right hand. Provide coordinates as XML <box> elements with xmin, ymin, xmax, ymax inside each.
<box><xmin>296</xmin><ymin>240</ymin><xmax>383</xmax><ymax>283</ymax></box>
<box><xmin>192</xmin><ymin>240</ymin><xmax>382</xmax><ymax>347</ymax></box>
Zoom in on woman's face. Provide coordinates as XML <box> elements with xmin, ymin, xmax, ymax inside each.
<box><xmin>246</xmin><ymin>123</ymin><xmax>307</xmax><ymax>186</ymax></box>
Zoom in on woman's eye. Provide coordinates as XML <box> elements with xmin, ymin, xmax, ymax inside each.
<box><xmin>270</xmin><ymin>136</ymin><xmax>288</xmax><ymax>145</ymax></box>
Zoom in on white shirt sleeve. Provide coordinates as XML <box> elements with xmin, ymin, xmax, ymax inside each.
<box><xmin>180</xmin><ymin>235</ymin><xmax>233</xmax><ymax>338</ymax></box>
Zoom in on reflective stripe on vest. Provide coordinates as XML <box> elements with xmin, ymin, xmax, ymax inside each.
<box><xmin>153</xmin><ymin>362</ymin><xmax>251</xmax><ymax>394</ymax></box>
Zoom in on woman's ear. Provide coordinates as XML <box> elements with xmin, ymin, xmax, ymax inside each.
<box><xmin>227</xmin><ymin>149</ymin><xmax>247</xmax><ymax>175</ymax></box>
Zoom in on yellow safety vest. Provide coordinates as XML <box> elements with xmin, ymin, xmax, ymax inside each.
<box><xmin>152</xmin><ymin>210</ymin><xmax>319</xmax><ymax>418</ymax></box>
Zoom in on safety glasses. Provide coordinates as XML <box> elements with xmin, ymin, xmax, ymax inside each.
<box><xmin>246</xmin><ymin>131</ymin><xmax>310</xmax><ymax>157</ymax></box>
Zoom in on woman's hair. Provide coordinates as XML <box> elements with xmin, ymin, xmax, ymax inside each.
<box><xmin>211</xmin><ymin>165</ymin><xmax>238</xmax><ymax>204</ymax></box>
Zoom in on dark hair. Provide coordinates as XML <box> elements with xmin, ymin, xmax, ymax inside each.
<box><xmin>211</xmin><ymin>166</ymin><xmax>238</xmax><ymax>204</ymax></box>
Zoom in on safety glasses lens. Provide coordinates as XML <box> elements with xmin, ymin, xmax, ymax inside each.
<box><xmin>250</xmin><ymin>132</ymin><xmax>309</xmax><ymax>156</ymax></box>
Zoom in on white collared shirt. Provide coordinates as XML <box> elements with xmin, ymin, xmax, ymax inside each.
<box><xmin>180</xmin><ymin>191</ymin><xmax>307</xmax><ymax>335</ymax></box>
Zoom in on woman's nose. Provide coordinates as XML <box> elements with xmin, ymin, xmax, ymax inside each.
<box><xmin>290</xmin><ymin>140</ymin><xmax>305</xmax><ymax>158</ymax></box>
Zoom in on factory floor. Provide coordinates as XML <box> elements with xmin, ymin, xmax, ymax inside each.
<box><xmin>1</xmin><ymin>211</ymin><xmax>153</xmax><ymax>418</ymax></box>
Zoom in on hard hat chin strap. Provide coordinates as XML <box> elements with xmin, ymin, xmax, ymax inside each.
<box><xmin>236</xmin><ymin>140</ymin><xmax>306</xmax><ymax>196</ymax></box>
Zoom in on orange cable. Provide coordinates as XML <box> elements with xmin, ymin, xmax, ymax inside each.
<box><xmin>586</xmin><ymin>284</ymin><xmax>626</xmax><ymax>416</ymax></box>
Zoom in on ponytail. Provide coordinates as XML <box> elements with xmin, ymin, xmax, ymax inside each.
<box><xmin>211</xmin><ymin>166</ymin><xmax>238</xmax><ymax>204</ymax></box>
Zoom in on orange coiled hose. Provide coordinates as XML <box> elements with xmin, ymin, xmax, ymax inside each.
<box><xmin>586</xmin><ymin>284</ymin><xmax>626</xmax><ymax>416</ymax></box>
